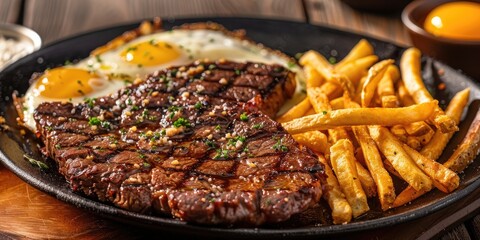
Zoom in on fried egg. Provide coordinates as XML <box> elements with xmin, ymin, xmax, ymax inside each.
<box><xmin>22</xmin><ymin>28</ymin><xmax>302</xmax><ymax>131</ymax></box>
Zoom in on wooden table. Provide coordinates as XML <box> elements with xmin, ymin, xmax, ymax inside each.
<box><xmin>1</xmin><ymin>0</ymin><xmax>479</xmax><ymax>239</ymax></box>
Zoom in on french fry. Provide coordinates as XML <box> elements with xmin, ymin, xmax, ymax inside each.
<box><xmin>406</xmin><ymin>136</ymin><xmax>422</xmax><ymax>150</ymax></box>
<box><xmin>346</xmin><ymin>100</ymin><xmax>396</xmax><ymax>210</ymax></box>
<box><xmin>320</xmin><ymin>82</ymin><xmax>343</xmax><ymax>100</ymax></box>
<box><xmin>361</xmin><ymin>59</ymin><xmax>395</xmax><ymax>107</ymax></box>
<box><xmin>400</xmin><ymin>48</ymin><xmax>457</xmax><ymax>133</ymax></box>
<box><xmin>282</xmin><ymin>101</ymin><xmax>438</xmax><ymax>134</ymax></box>
<box><xmin>356</xmin><ymin>161</ymin><xmax>377</xmax><ymax>198</ymax></box>
<box><xmin>404</xmin><ymin>121</ymin><xmax>432</xmax><ymax>136</ymax></box>
<box><xmin>277</xmin><ymin>98</ymin><xmax>311</xmax><ymax>123</ymax></box>
<box><xmin>390</xmin><ymin>125</ymin><xmax>408</xmax><ymax>143</ymax></box>
<box><xmin>443</xmin><ymin>111</ymin><xmax>480</xmax><ymax>173</ymax></box>
<box><xmin>381</xmin><ymin>95</ymin><xmax>399</xmax><ymax>108</ymax></box>
<box><xmin>377</xmin><ymin>65</ymin><xmax>400</xmax><ymax>97</ymax></box>
<box><xmin>383</xmin><ymin>159</ymin><xmax>403</xmax><ymax>179</ymax></box>
<box><xmin>353</xmin><ymin>125</ymin><xmax>395</xmax><ymax>210</ymax></box>
<box><xmin>304</xmin><ymin>64</ymin><xmax>324</xmax><ymax>88</ymax></box>
<box><xmin>416</xmin><ymin>128</ymin><xmax>435</xmax><ymax>146</ymax></box>
<box><xmin>330</xmin><ymin>139</ymin><xmax>370</xmax><ymax>217</ymax></box>
<box><xmin>330</xmin><ymin>97</ymin><xmax>345</xmax><ymax>110</ymax></box>
<box><xmin>377</xmin><ymin>65</ymin><xmax>400</xmax><ymax>108</ymax></box>
<box><xmin>293</xmin><ymin>131</ymin><xmax>330</xmax><ymax>155</ymax></box>
<box><xmin>301</xmin><ymin>51</ymin><xmax>355</xmax><ymax>96</ymax></box>
<box><xmin>402</xmin><ymin>144</ymin><xmax>459</xmax><ymax>193</ymax></box>
<box><xmin>307</xmin><ymin>87</ymin><xmax>331</xmax><ymax>113</ymax></box>
<box><xmin>395</xmin><ymin>94</ymin><xmax>474</xmax><ymax>207</ymax></box>
<box><xmin>335</xmin><ymin>39</ymin><xmax>374</xmax><ymax>70</ymax></box>
<box><xmin>393</xmin><ymin>187</ymin><xmax>427</xmax><ymax>207</ymax></box>
<box><xmin>394</xmin><ymin>109</ymin><xmax>479</xmax><ymax>207</ymax></box>
<box><xmin>305</xmin><ymin>108</ymin><xmax>316</xmax><ymax>116</ymax></box>
<box><xmin>396</xmin><ymin>80</ymin><xmax>415</xmax><ymax>106</ymax></box>
<box><xmin>318</xmin><ymin>155</ymin><xmax>353</xmax><ymax>224</ymax></box>
<box><xmin>336</xmin><ymin>55</ymin><xmax>379</xmax><ymax>86</ymax></box>
<box><xmin>421</xmin><ymin>88</ymin><xmax>470</xmax><ymax>160</ymax></box>
<box><xmin>369</xmin><ymin>126</ymin><xmax>433</xmax><ymax>192</ymax></box>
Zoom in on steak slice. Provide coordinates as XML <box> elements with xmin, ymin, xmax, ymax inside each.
<box><xmin>34</xmin><ymin>60</ymin><xmax>324</xmax><ymax>225</ymax></box>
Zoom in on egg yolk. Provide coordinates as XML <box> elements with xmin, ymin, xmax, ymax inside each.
<box><xmin>35</xmin><ymin>68</ymin><xmax>98</xmax><ymax>98</ymax></box>
<box><xmin>424</xmin><ymin>1</ymin><xmax>480</xmax><ymax>41</ymax></box>
<box><xmin>120</xmin><ymin>41</ymin><xmax>180</xmax><ymax>66</ymax></box>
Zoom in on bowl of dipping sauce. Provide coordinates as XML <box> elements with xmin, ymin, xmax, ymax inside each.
<box><xmin>402</xmin><ymin>0</ymin><xmax>480</xmax><ymax>79</ymax></box>
<box><xmin>0</xmin><ymin>23</ymin><xmax>42</xmax><ymax>71</ymax></box>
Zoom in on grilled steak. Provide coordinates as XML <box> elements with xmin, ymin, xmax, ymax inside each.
<box><xmin>34</xmin><ymin>60</ymin><xmax>324</xmax><ymax>225</ymax></box>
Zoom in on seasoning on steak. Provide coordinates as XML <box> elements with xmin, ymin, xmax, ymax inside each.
<box><xmin>33</xmin><ymin>60</ymin><xmax>324</xmax><ymax>225</ymax></box>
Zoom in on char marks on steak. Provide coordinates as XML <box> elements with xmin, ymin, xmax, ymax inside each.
<box><xmin>34</xmin><ymin>60</ymin><xmax>324</xmax><ymax>225</ymax></box>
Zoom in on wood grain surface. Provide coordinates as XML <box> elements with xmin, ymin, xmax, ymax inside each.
<box><xmin>23</xmin><ymin>0</ymin><xmax>305</xmax><ymax>44</ymax></box>
<box><xmin>0</xmin><ymin>0</ymin><xmax>21</xmax><ymax>24</ymax></box>
<box><xmin>0</xmin><ymin>0</ymin><xmax>478</xmax><ymax>239</ymax></box>
<box><xmin>305</xmin><ymin>0</ymin><xmax>410</xmax><ymax>46</ymax></box>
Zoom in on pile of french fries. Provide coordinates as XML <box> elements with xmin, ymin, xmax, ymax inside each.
<box><xmin>278</xmin><ymin>40</ymin><xmax>476</xmax><ymax>224</ymax></box>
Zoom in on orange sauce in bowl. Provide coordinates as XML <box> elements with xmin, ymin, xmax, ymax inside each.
<box><xmin>424</xmin><ymin>1</ymin><xmax>480</xmax><ymax>41</ymax></box>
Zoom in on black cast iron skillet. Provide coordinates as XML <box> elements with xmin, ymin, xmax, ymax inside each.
<box><xmin>1</xmin><ymin>17</ymin><xmax>480</xmax><ymax>239</ymax></box>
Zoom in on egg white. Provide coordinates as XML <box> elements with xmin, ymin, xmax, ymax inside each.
<box><xmin>22</xmin><ymin>29</ymin><xmax>304</xmax><ymax>131</ymax></box>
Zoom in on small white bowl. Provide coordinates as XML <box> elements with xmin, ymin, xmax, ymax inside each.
<box><xmin>0</xmin><ymin>23</ymin><xmax>42</xmax><ymax>70</ymax></box>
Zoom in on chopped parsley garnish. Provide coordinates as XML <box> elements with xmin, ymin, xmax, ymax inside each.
<box><xmin>168</xmin><ymin>105</ymin><xmax>181</xmax><ymax>112</ymax></box>
<box><xmin>287</xmin><ymin>61</ymin><xmax>297</xmax><ymax>69</ymax></box>
<box><xmin>168</xmin><ymin>106</ymin><xmax>181</xmax><ymax>119</ymax></box>
<box><xmin>213</xmin><ymin>149</ymin><xmax>230</xmax><ymax>160</ymax></box>
<box><xmin>161</xmin><ymin>129</ymin><xmax>166</xmax><ymax>135</ymax></box>
<box><xmin>204</xmin><ymin>139</ymin><xmax>217</xmax><ymax>150</ymax></box>
<box><xmin>131</xmin><ymin>105</ymin><xmax>139</xmax><ymax>111</ymax></box>
<box><xmin>253</xmin><ymin>123</ymin><xmax>263</xmax><ymax>129</ymax></box>
<box><xmin>272</xmin><ymin>138</ymin><xmax>288</xmax><ymax>152</ymax></box>
<box><xmin>88</xmin><ymin>117</ymin><xmax>110</xmax><ymax>129</ymax></box>
<box><xmin>214</xmin><ymin>125</ymin><xmax>222</xmax><ymax>131</ymax></box>
<box><xmin>143</xmin><ymin>162</ymin><xmax>151</xmax><ymax>168</ymax></box>
<box><xmin>88</xmin><ymin>117</ymin><xmax>101</xmax><ymax>126</ymax></box>
<box><xmin>234</xmin><ymin>69</ymin><xmax>241</xmax><ymax>75</ymax></box>
<box><xmin>64</xmin><ymin>60</ymin><xmax>72</xmax><ymax>66</ymax></box>
<box><xmin>150</xmin><ymin>132</ymin><xmax>161</xmax><ymax>141</ymax></box>
<box><xmin>239</xmin><ymin>112</ymin><xmax>249</xmax><ymax>121</ymax></box>
<box><xmin>173</xmin><ymin>117</ymin><xmax>191</xmax><ymax>128</ymax></box>
<box><xmin>139</xmin><ymin>153</ymin><xmax>146</xmax><ymax>159</ymax></box>
<box><xmin>84</xmin><ymin>97</ymin><xmax>95</xmax><ymax>108</ymax></box>
<box><xmin>208</xmin><ymin>64</ymin><xmax>216</xmax><ymax>70</ymax></box>
<box><xmin>142</xmin><ymin>109</ymin><xmax>149</xmax><ymax>118</ymax></box>
<box><xmin>169</xmin><ymin>69</ymin><xmax>178</xmax><ymax>77</ymax></box>
<box><xmin>95</xmin><ymin>55</ymin><xmax>103</xmax><ymax>63</ymax></box>
<box><xmin>194</xmin><ymin>102</ymin><xmax>203</xmax><ymax>110</ymax></box>
<box><xmin>101</xmin><ymin>121</ymin><xmax>111</xmax><ymax>129</ymax></box>
<box><xmin>322</xmin><ymin>110</ymin><xmax>328</xmax><ymax>115</ymax></box>
<box><xmin>24</xmin><ymin>154</ymin><xmax>49</xmax><ymax>169</ymax></box>
<box><xmin>227</xmin><ymin>136</ymin><xmax>246</xmax><ymax>146</ymax></box>
<box><xmin>55</xmin><ymin>144</ymin><xmax>62</xmax><ymax>149</ymax></box>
